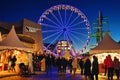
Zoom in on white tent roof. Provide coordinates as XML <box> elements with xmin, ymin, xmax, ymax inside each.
<box><xmin>0</xmin><ymin>26</ymin><xmax>33</xmax><ymax>52</ymax></box>
<box><xmin>89</xmin><ymin>32</ymin><xmax>120</xmax><ymax>54</ymax></box>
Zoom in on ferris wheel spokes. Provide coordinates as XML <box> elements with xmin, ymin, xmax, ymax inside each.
<box><xmin>69</xmin><ymin>27</ymin><xmax>87</xmax><ymax>31</ymax></box>
<box><xmin>57</xmin><ymin>10</ymin><xmax>64</xmax><ymax>26</ymax></box>
<box><xmin>42</xmin><ymin>29</ymin><xmax>60</xmax><ymax>33</ymax></box>
<box><xmin>69</xmin><ymin>20</ymin><xmax>84</xmax><ymax>28</ymax></box>
<box><xmin>69</xmin><ymin>30</ymin><xmax>88</xmax><ymax>38</ymax></box>
<box><xmin>41</xmin><ymin>23</ymin><xmax>62</xmax><ymax>29</ymax></box>
<box><xmin>64</xmin><ymin>8</ymin><xmax>67</xmax><ymax>25</ymax></box>
<box><xmin>50</xmin><ymin>11</ymin><xmax>63</xmax><ymax>27</ymax></box>
<box><xmin>67</xmin><ymin>32</ymin><xmax>81</xmax><ymax>52</ymax></box>
<box><xmin>67</xmin><ymin>15</ymin><xmax>80</xmax><ymax>28</ymax></box>
<box><xmin>65</xmin><ymin>11</ymin><xmax>74</xmax><ymax>27</ymax></box>
<box><xmin>69</xmin><ymin>32</ymin><xmax>85</xmax><ymax>45</ymax></box>
<box><xmin>46</xmin><ymin>32</ymin><xmax>63</xmax><ymax>49</ymax></box>
<box><xmin>43</xmin><ymin>30</ymin><xmax>62</xmax><ymax>41</ymax></box>
<box><xmin>39</xmin><ymin>4</ymin><xmax>91</xmax><ymax>54</ymax></box>
<box><xmin>44</xmin><ymin>16</ymin><xmax>61</xmax><ymax>28</ymax></box>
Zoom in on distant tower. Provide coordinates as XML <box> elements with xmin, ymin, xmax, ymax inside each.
<box><xmin>96</xmin><ymin>11</ymin><xmax>103</xmax><ymax>43</ymax></box>
<box><xmin>92</xmin><ymin>11</ymin><xmax>108</xmax><ymax>44</ymax></box>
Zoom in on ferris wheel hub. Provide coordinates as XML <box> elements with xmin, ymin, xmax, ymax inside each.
<box><xmin>63</xmin><ymin>28</ymin><xmax>67</xmax><ymax>31</ymax></box>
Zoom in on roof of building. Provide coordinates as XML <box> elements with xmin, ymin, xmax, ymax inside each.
<box><xmin>93</xmin><ymin>32</ymin><xmax>120</xmax><ymax>50</ymax></box>
<box><xmin>89</xmin><ymin>32</ymin><xmax>120</xmax><ymax>54</ymax></box>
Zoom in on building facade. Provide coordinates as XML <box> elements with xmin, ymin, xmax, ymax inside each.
<box><xmin>0</xmin><ymin>18</ymin><xmax>43</xmax><ymax>54</ymax></box>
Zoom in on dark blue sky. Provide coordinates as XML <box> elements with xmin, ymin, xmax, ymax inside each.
<box><xmin>0</xmin><ymin>0</ymin><xmax>120</xmax><ymax>43</ymax></box>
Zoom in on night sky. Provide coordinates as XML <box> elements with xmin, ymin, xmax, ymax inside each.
<box><xmin>0</xmin><ymin>0</ymin><xmax>120</xmax><ymax>47</ymax></box>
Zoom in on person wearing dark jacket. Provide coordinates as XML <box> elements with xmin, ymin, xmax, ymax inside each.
<box><xmin>11</xmin><ymin>55</ymin><xmax>17</xmax><ymax>72</ymax></box>
<box><xmin>79</xmin><ymin>59</ymin><xmax>84</xmax><ymax>75</ymax></box>
<box><xmin>113</xmin><ymin>57</ymin><xmax>120</xmax><ymax>80</ymax></box>
<box><xmin>45</xmin><ymin>54</ymin><xmax>52</xmax><ymax>75</ymax></box>
<box><xmin>84</xmin><ymin>58</ymin><xmax>91</xmax><ymax>80</ymax></box>
<box><xmin>91</xmin><ymin>56</ymin><xmax>99</xmax><ymax>80</ymax></box>
<box><xmin>68</xmin><ymin>57</ymin><xmax>73</xmax><ymax>74</ymax></box>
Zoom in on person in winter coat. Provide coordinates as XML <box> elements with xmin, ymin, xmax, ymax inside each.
<box><xmin>68</xmin><ymin>57</ymin><xmax>73</xmax><ymax>74</ymax></box>
<box><xmin>45</xmin><ymin>54</ymin><xmax>52</xmax><ymax>75</ymax></box>
<box><xmin>113</xmin><ymin>57</ymin><xmax>120</xmax><ymax>80</ymax></box>
<box><xmin>72</xmin><ymin>58</ymin><xmax>78</xmax><ymax>75</ymax></box>
<box><xmin>91</xmin><ymin>56</ymin><xmax>99</xmax><ymax>80</ymax></box>
<box><xmin>11</xmin><ymin>55</ymin><xmax>17</xmax><ymax>72</ymax></box>
<box><xmin>84</xmin><ymin>58</ymin><xmax>91</xmax><ymax>80</ymax></box>
<box><xmin>106</xmin><ymin>55</ymin><xmax>114</xmax><ymax>80</ymax></box>
<box><xmin>103</xmin><ymin>56</ymin><xmax>108</xmax><ymax>76</ymax></box>
<box><xmin>78</xmin><ymin>59</ymin><xmax>84</xmax><ymax>75</ymax></box>
<box><xmin>8</xmin><ymin>55</ymin><xmax>12</xmax><ymax>72</ymax></box>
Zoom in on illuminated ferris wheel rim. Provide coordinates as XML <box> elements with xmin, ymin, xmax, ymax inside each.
<box><xmin>38</xmin><ymin>4</ymin><xmax>91</xmax><ymax>53</ymax></box>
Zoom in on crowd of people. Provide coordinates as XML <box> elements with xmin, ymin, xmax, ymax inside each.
<box><xmin>104</xmin><ymin>55</ymin><xmax>120</xmax><ymax>80</ymax></box>
<box><xmin>42</xmin><ymin>50</ymin><xmax>99</xmax><ymax>80</ymax></box>
<box><xmin>42</xmin><ymin>51</ymin><xmax>120</xmax><ymax>80</ymax></box>
<box><xmin>83</xmin><ymin>56</ymin><xmax>99</xmax><ymax>80</ymax></box>
<box><xmin>6</xmin><ymin>50</ymin><xmax>120</xmax><ymax>80</ymax></box>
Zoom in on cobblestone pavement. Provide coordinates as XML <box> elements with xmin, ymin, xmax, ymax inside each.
<box><xmin>0</xmin><ymin>72</ymin><xmax>118</xmax><ymax>80</ymax></box>
<box><xmin>0</xmin><ymin>70</ymin><xmax>118</xmax><ymax>80</ymax></box>
<box><xmin>0</xmin><ymin>72</ymin><xmax>85</xmax><ymax>80</ymax></box>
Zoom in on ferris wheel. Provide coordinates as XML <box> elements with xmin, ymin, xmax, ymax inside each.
<box><xmin>38</xmin><ymin>4</ymin><xmax>91</xmax><ymax>55</ymax></box>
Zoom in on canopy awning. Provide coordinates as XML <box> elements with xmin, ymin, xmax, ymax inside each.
<box><xmin>89</xmin><ymin>32</ymin><xmax>120</xmax><ymax>54</ymax></box>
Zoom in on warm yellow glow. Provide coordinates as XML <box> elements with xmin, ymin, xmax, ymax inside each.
<box><xmin>91</xmin><ymin>53</ymin><xmax>120</xmax><ymax>63</ymax></box>
<box><xmin>14</xmin><ymin>50</ymin><xmax>21</xmax><ymax>55</ymax></box>
<box><xmin>68</xmin><ymin>47</ymin><xmax>70</xmax><ymax>50</ymax></box>
<box><xmin>57</xmin><ymin>50</ymin><xmax>61</xmax><ymax>53</ymax></box>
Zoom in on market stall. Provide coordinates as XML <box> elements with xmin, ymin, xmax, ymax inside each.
<box><xmin>89</xmin><ymin>32</ymin><xmax>120</xmax><ymax>72</ymax></box>
<box><xmin>0</xmin><ymin>26</ymin><xmax>33</xmax><ymax>73</ymax></box>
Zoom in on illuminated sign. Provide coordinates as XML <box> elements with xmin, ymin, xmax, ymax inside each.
<box><xmin>25</xmin><ymin>26</ymin><xmax>41</xmax><ymax>32</ymax></box>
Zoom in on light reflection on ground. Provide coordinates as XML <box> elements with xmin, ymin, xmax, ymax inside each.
<box><xmin>0</xmin><ymin>73</ymin><xmax>84</xmax><ymax>80</ymax></box>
